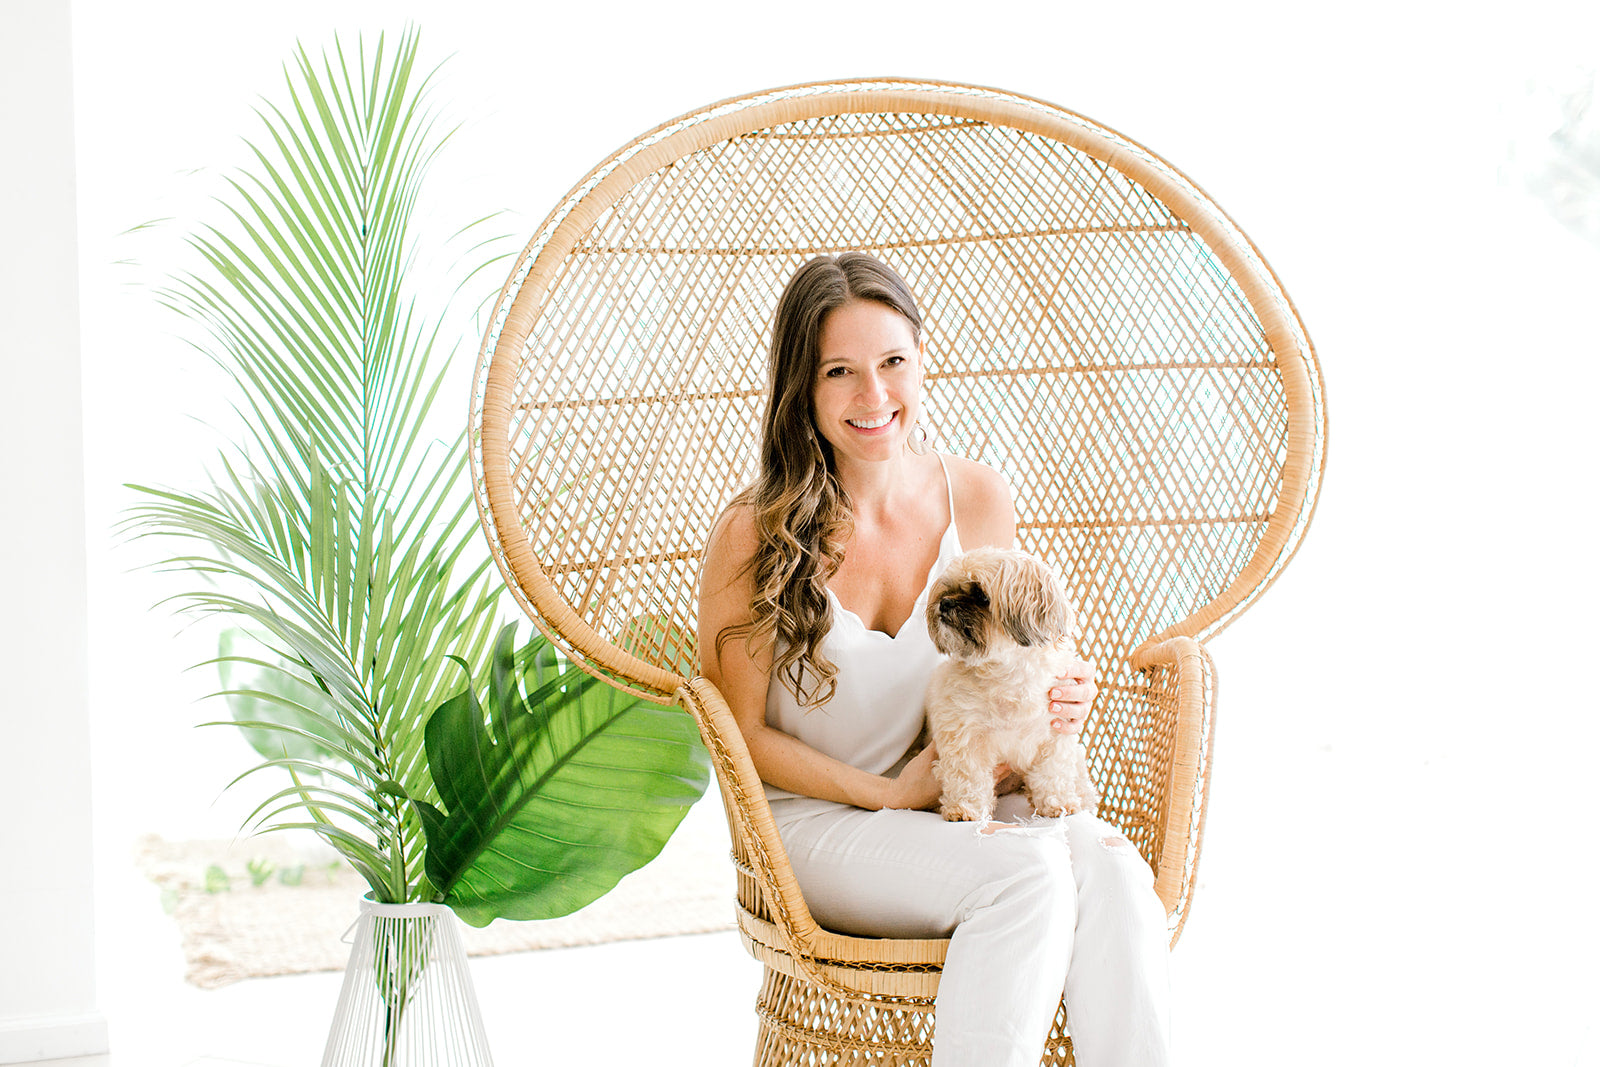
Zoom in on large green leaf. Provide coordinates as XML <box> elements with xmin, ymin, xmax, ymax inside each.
<box><xmin>413</xmin><ymin>625</ymin><xmax>710</xmax><ymax>927</ymax></box>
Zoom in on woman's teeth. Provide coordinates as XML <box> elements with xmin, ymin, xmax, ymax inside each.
<box><xmin>848</xmin><ymin>413</ymin><xmax>894</xmax><ymax>430</ymax></box>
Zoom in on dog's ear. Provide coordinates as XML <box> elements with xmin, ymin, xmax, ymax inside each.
<box><xmin>1001</xmin><ymin>557</ymin><xmax>1073</xmax><ymax>647</ymax></box>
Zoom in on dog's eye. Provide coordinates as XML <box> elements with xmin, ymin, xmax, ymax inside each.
<box><xmin>965</xmin><ymin>584</ymin><xmax>989</xmax><ymax>609</ymax></box>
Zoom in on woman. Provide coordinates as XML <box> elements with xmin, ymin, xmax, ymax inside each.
<box><xmin>698</xmin><ymin>253</ymin><xmax>1172</xmax><ymax>1067</ymax></box>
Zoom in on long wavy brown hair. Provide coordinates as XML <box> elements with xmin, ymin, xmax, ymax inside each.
<box><xmin>718</xmin><ymin>252</ymin><xmax>926</xmax><ymax>707</ymax></box>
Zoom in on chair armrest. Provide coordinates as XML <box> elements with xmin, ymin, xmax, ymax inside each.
<box><xmin>678</xmin><ymin>678</ymin><xmax>958</xmax><ymax>998</ymax></box>
<box><xmin>676</xmin><ymin>679</ymin><xmax>839</xmax><ymax>975</ymax></box>
<box><xmin>1127</xmin><ymin>636</ymin><xmax>1217</xmax><ymax>944</ymax></box>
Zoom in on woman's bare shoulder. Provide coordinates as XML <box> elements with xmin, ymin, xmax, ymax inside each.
<box><xmin>701</xmin><ymin>498</ymin><xmax>760</xmax><ymax>592</ymax></box>
<box><xmin>708</xmin><ymin>497</ymin><xmax>758</xmax><ymax>547</ymax></box>
<box><xmin>942</xmin><ymin>455</ymin><xmax>1016</xmax><ymax>549</ymax></box>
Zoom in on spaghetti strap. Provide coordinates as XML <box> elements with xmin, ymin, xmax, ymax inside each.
<box><xmin>934</xmin><ymin>452</ymin><xmax>962</xmax><ymax>554</ymax></box>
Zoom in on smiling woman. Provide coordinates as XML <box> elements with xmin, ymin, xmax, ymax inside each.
<box><xmin>698</xmin><ymin>252</ymin><xmax>1162</xmax><ymax>1067</ymax></box>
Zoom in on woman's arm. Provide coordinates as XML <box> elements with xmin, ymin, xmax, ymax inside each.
<box><xmin>698</xmin><ymin>503</ymin><xmax>942</xmax><ymax>812</ymax></box>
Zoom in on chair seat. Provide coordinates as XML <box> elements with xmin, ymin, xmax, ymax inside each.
<box><xmin>737</xmin><ymin>903</ymin><xmax>947</xmax><ymax>1000</ymax></box>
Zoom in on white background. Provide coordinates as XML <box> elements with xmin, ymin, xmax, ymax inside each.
<box><xmin>70</xmin><ymin>1</ymin><xmax>1600</xmax><ymax>1063</ymax></box>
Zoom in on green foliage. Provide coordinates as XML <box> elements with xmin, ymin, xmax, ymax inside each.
<box><xmin>121</xmin><ymin>28</ymin><xmax>504</xmax><ymax>903</ymax></box>
<box><xmin>216</xmin><ymin>627</ymin><xmax>342</xmax><ymax>764</ymax></box>
<box><xmin>411</xmin><ymin>625</ymin><xmax>710</xmax><ymax>927</ymax></box>
<box><xmin>122</xmin><ymin>28</ymin><xmax>712</xmax><ymax>927</ymax></box>
<box><xmin>246</xmin><ymin>857</ymin><xmax>276</xmax><ymax>887</ymax></box>
<box><xmin>204</xmin><ymin>865</ymin><xmax>232</xmax><ymax>894</ymax></box>
<box><xmin>159</xmin><ymin>886</ymin><xmax>180</xmax><ymax>915</ymax></box>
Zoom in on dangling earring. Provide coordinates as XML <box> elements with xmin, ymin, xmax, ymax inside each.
<box><xmin>908</xmin><ymin>419</ymin><xmax>930</xmax><ymax>456</ymax></box>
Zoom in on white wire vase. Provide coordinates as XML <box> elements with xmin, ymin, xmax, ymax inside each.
<box><xmin>321</xmin><ymin>896</ymin><xmax>494</xmax><ymax>1067</ymax></box>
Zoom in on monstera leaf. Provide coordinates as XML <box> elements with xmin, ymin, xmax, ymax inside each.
<box><xmin>413</xmin><ymin>624</ymin><xmax>710</xmax><ymax>927</ymax></box>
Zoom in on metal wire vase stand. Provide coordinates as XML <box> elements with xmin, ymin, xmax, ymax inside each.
<box><xmin>321</xmin><ymin>897</ymin><xmax>494</xmax><ymax>1067</ymax></box>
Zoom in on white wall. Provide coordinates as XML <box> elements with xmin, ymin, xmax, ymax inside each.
<box><xmin>0</xmin><ymin>0</ymin><xmax>108</xmax><ymax>1061</ymax></box>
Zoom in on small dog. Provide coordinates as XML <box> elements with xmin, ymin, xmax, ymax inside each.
<box><xmin>924</xmin><ymin>546</ymin><xmax>1099</xmax><ymax>822</ymax></box>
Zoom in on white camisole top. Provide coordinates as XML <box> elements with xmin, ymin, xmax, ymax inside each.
<box><xmin>763</xmin><ymin>456</ymin><xmax>962</xmax><ymax>823</ymax></box>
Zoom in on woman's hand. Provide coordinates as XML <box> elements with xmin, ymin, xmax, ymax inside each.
<box><xmin>1048</xmin><ymin>659</ymin><xmax>1097</xmax><ymax>734</ymax></box>
<box><xmin>886</xmin><ymin>743</ymin><xmax>944</xmax><ymax>811</ymax></box>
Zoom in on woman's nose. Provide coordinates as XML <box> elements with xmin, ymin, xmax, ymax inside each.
<box><xmin>858</xmin><ymin>370</ymin><xmax>888</xmax><ymax>404</ymax></box>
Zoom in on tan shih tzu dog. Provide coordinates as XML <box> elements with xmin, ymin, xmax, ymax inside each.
<box><xmin>924</xmin><ymin>546</ymin><xmax>1099</xmax><ymax>822</ymax></box>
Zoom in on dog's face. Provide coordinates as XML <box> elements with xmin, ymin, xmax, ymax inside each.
<box><xmin>925</xmin><ymin>547</ymin><xmax>1076</xmax><ymax>659</ymax></box>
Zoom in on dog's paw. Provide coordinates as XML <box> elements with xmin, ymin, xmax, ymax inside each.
<box><xmin>939</xmin><ymin>801</ymin><xmax>990</xmax><ymax>822</ymax></box>
<box><xmin>1027</xmin><ymin>787</ymin><xmax>1096</xmax><ymax>818</ymax></box>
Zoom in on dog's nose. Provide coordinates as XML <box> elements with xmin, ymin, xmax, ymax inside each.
<box><xmin>937</xmin><ymin>595</ymin><xmax>958</xmax><ymax>616</ymax></box>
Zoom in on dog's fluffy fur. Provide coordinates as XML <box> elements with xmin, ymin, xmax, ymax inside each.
<box><xmin>924</xmin><ymin>546</ymin><xmax>1099</xmax><ymax>822</ymax></box>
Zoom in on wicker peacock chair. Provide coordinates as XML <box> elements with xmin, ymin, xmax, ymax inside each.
<box><xmin>469</xmin><ymin>79</ymin><xmax>1325</xmax><ymax>1065</ymax></box>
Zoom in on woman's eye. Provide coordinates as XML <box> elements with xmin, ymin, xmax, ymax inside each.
<box><xmin>823</xmin><ymin>366</ymin><xmax>847</xmax><ymax>378</ymax></box>
<box><xmin>884</xmin><ymin>355</ymin><xmax>905</xmax><ymax>367</ymax></box>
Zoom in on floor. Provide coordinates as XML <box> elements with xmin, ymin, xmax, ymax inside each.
<box><xmin>26</xmin><ymin>742</ymin><xmax>1600</xmax><ymax>1067</ymax></box>
<box><xmin>39</xmin><ymin>915</ymin><xmax>761</xmax><ymax>1067</ymax></box>
<box><xmin>39</xmin><ymin>927</ymin><xmax>761</xmax><ymax>1062</ymax></box>
<box><xmin>40</xmin><ymin>793</ymin><xmax>763</xmax><ymax>1067</ymax></box>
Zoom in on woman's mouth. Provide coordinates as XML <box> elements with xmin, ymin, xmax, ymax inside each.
<box><xmin>847</xmin><ymin>411</ymin><xmax>896</xmax><ymax>431</ymax></box>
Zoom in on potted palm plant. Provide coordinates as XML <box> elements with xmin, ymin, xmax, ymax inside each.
<box><xmin>123</xmin><ymin>28</ymin><xmax>708</xmax><ymax>1066</ymax></box>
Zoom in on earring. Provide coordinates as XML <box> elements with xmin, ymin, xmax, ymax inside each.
<box><xmin>909</xmin><ymin>419</ymin><xmax>931</xmax><ymax>456</ymax></box>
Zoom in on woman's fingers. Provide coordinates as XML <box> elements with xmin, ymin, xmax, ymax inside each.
<box><xmin>1055</xmin><ymin>659</ymin><xmax>1094</xmax><ymax>685</ymax></box>
<box><xmin>1048</xmin><ymin>659</ymin><xmax>1097</xmax><ymax>733</ymax></box>
<box><xmin>1051</xmin><ymin>660</ymin><xmax>1096</xmax><ymax>694</ymax></box>
<box><xmin>1050</xmin><ymin>661</ymin><xmax>1097</xmax><ymax>702</ymax></box>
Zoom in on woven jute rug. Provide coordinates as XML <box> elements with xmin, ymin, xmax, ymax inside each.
<box><xmin>136</xmin><ymin>802</ymin><xmax>736</xmax><ymax>989</ymax></box>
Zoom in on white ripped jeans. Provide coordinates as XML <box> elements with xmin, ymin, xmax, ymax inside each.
<box><xmin>776</xmin><ymin>793</ymin><xmax>1172</xmax><ymax>1067</ymax></box>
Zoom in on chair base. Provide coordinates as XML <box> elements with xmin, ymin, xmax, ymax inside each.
<box><xmin>752</xmin><ymin>966</ymin><xmax>1075</xmax><ymax>1066</ymax></box>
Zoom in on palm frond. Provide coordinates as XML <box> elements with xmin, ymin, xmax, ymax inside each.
<box><xmin>124</xmin><ymin>27</ymin><xmax>508</xmax><ymax>902</ymax></box>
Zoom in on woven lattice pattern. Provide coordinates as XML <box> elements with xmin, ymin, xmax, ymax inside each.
<box><xmin>471</xmin><ymin>79</ymin><xmax>1323</xmax><ymax>1065</ymax></box>
<box><xmin>476</xmin><ymin>90</ymin><xmax>1317</xmax><ymax>682</ymax></box>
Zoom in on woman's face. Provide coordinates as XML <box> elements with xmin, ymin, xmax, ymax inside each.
<box><xmin>811</xmin><ymin>299</ymin><xmax>924</xmax><ymax>467</ymax></box>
